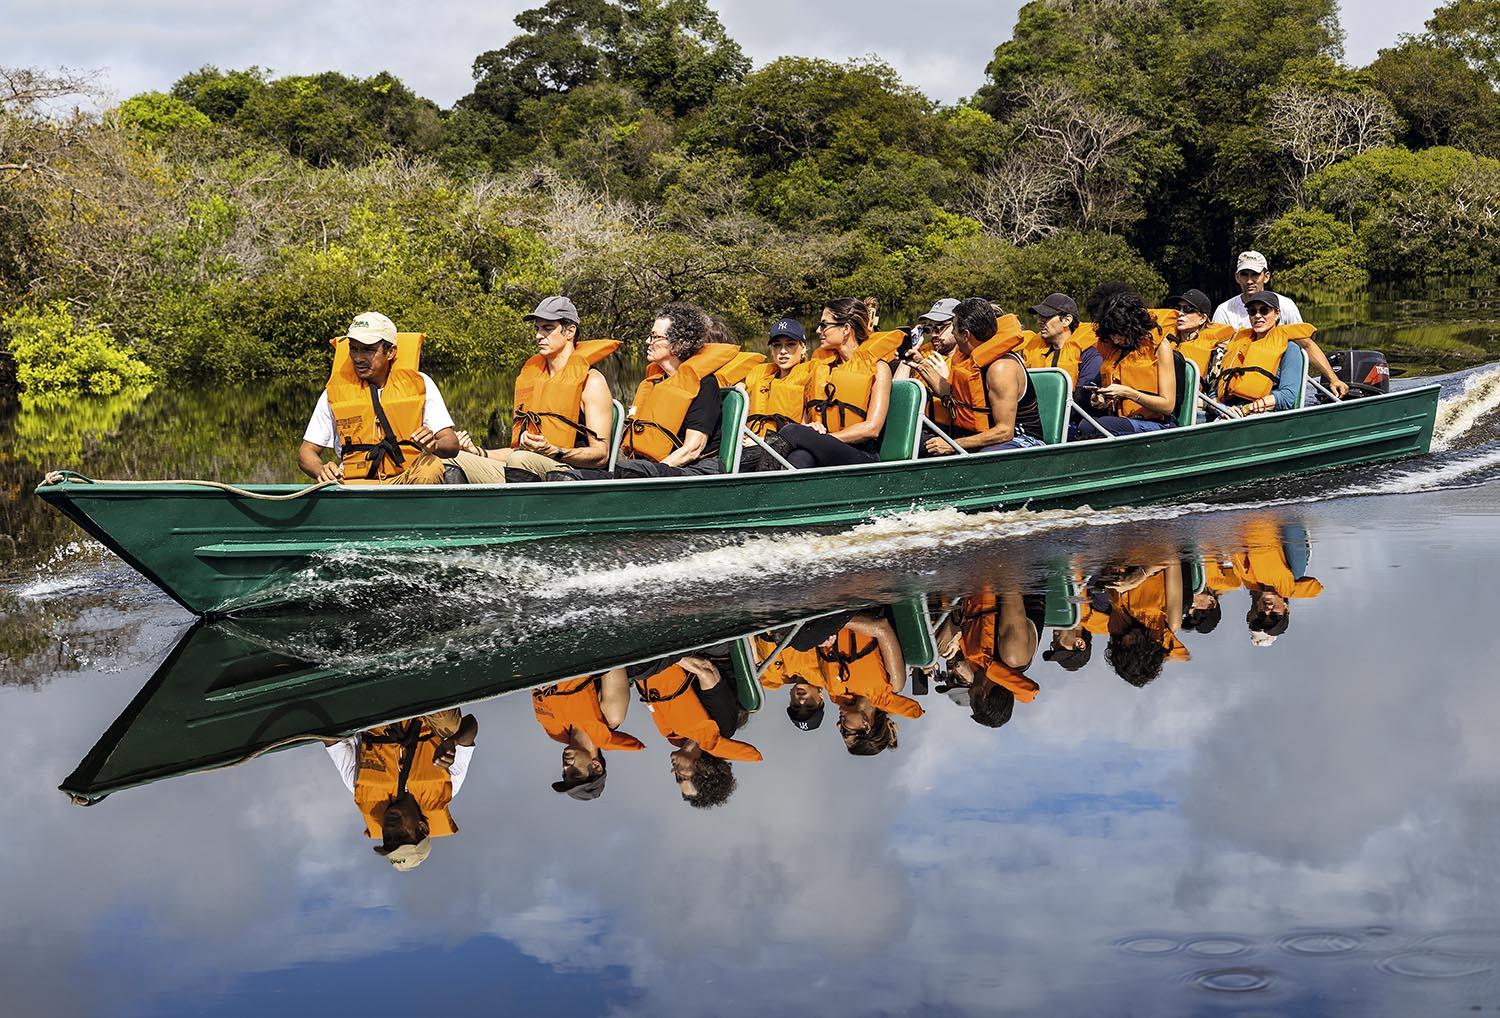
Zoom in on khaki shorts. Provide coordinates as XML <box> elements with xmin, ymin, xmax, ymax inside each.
<box><xmin>446</xmin><ymin>449</ymin><xmax>566</xmax><ymax>483</ymax></box>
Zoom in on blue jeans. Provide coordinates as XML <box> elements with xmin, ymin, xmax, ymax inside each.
<box><xmin>980</xmin><ymin>433</ymin><xmax>1047</xmax><ymax>452</ymax></box>
<box><xmin>1070</xmin><ymin>416</ymin><xmax>1176</xmax><ymax>441</ymax></box>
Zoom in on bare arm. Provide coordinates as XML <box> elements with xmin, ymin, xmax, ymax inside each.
<box><xmin>598</xmin><ymin>668</ymin><xmax>631</xmax><ymax>729</ymax></box>
<box><xmin>411</xmin><ymin>426</ymin><xmax>460</xmax><ymax>457</ymax></box>
<box><xmin>930</xmin><ymin>358</ymin><xmax>1022</xmax><ymax>453</ymax></box>
<box><xmin>846</xmin><ymin>614</ymin><xmax>907</xmax><ymax>692</ymax></box>
<box><xmin>298</xmin><ymin>441</ymin><xmax>342</xmax><ymax>482</ymax></box>
<box><xmin>661</xmin><ymin>428</ymin><xmax>709</xmax><ymax>467</ymax></box>
<box><xmin>997</xmin><ymin>592</ymin><xmax>1040</xmax><ymax>670</ymax></box>
<box><xmin>678</xmin><ymin>655</ymin><xmax>721</xmax><ymax>689</ymax></box>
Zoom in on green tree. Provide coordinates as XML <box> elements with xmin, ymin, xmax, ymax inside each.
<box><xmin>1427</xmin><ymin>0</ymin><xmax>1500</xmax><ymax>85</ymax></box>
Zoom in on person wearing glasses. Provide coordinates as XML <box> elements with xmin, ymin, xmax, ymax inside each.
<box><xmin>1024</xmin><ymin>292</ymin><xmax>1100</xmax><ymax>403</ymax></box>
<box><xmin>922</xmin><ymin>298</ymin><xmax>1046</xmax><ymax>454</ymax></box>
<box><xmin>762</xmin><ymin>297</ymin><xmax>896</xmax><ymax>469</ymax></box>
<box><xmin>449</xmin><ymin>296</ymin><xmax>618</xmax><ymax>482</ymax></box>
<box><xmin>1213</xmin><ymin>292</ymin><xmax>1310</xmax><ymax>417</ymax></box>
<box><xmin>563</xmin><ymin>302</ymin><xmax>739</xmax><ymax>479</ymax></box>
<box><xmin>1165</xmin><ymin>288</ymin><xmax>1235</xmax><ymax>384</ymax></box>
<box><xmin>1212</xmin><ymin>251</ymin><xmax>1346</xmax><ymax>399</ymax></box>
<box><xmin>1074</xmin><ymin>291</ymin><xmax>1179</xmax><ymax>438</ymax></box>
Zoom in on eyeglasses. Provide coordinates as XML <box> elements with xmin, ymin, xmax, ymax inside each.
<box><xmin>1175</xmin><ymin>304</ymin><xmax>1199</xmax><ymax>315</ymax></box>
<box><xmin>815</xmin><ymin>319</ymin><xmax>845</xmax><ymax>332</ymax></box>
<box><xmin>1246</xmin><ymin>307</ymin><xmax>1274</xmax><ymax>318</ymax></box>
<box><xmin>645</xmin><ymin>332</ymin><xmax>670</xmax><ymax>345</ymax></box>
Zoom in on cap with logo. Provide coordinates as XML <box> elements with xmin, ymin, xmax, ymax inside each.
<box><xmin>525</xmin><ymin>296</ymin><xmax>580</xmax><ymax>324</ymax></box>
<box><xmin>1029</xmin><ymin>293</ymin><xmax>1078</xmax><ymax>321</ymax></box>
<box><xmin>1167</xmin><ymin>289</ymin><xmax>1212</xmax><ymax>317</ymax></box>
<box><xmin>345</xmin><ymin>311</ymin><xmax>398</xmax><ymax>347</ymax></box>
<box><xmin>769</xmin><ymin>317</ymin><xmax>806</xmax><ymax>343</ymax></box>
<box><xmin>1236</xmin><ymin>250</ymin><xmax>1269</xmax><ymax>274</ymax></box>
<box><xmin>376</xmin><ymin>836</ymin><xmax>431</xmax><ymax>871</ymax></box>
<box><xmin>787</xmin><ymin>702</ymin><xmax>825</xmax><ymax>731</ymax></box>
<box><xmin>1244</xmin><ymin>290</ymin><xmax>1280</xmax><ymax>313</ymax></box>
<box><xmin>918</xmin><ymin>298</ymin><xmax>960</xmax><ymax>323</ymax></box>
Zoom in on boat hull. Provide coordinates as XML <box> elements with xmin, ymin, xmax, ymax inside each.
<box><xmin>37</xmin><ymin>386</ymin><xmax>1440</xmax><ymax>615</ymax></box>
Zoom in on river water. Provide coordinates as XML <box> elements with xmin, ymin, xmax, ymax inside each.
<box><xmin>6</xmin><ymin>313</ymin><xmax>1500</xmax><ymax>1015</ymax></box>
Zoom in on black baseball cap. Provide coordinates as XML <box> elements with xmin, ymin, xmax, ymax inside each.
<box><xmin>769</xmin><ymin>317</ymin><xmax>806</xmax><ymax>342</ymax></box>
<box><xmin>787</xmin><ymin>702</ymin><xmax>825</xmax><ymax>731</ymax></box>
<box><xmin>1244</xmin><ymin>291</ymin><xmax>1280</xmax><ymax>313</ymax></box>
<box><xmin>1029</xmin><ymin>293</ymin><xmax>1078</xmax><ymax>320</ymax></box>
<box><xmin>1167</xmin><ymin>289</ymin><xmax>1212</xmax><ymax>316</ymax></box>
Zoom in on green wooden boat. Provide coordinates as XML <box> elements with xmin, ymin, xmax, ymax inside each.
<box><xmin>35</xmin><ymin>374</ymin><xmax>1441</xmax><ymax>616</ymax></box>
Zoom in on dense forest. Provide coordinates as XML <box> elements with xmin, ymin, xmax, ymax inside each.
<box><xmin>4</xmin><ymin>0</ymin><xmax>1500</xmax><ymax>400</ymax></box>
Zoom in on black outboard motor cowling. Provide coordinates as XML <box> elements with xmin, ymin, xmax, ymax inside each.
<box><xmin>1328</xmin><ymin>349</ymin><xmax>1391</xmax><ymax>398</ymax></box>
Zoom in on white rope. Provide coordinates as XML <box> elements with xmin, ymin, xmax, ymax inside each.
<box><xmin>42</xmin><ymin>471</ymin><xmax>338</xmax><ymax>501</ymax></box>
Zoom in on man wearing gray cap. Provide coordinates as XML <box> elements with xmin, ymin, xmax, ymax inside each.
<box><xmin>896</xmin><ymin>298</ymin><xmax>960</xmax><ymax>426</ymax></box>
<box><xmin>299</xmin><ymin>311</ymin><xmax>459</xmax><ymax>484</ymax></box>
<box><xmin>450</xmin><ymin>296</ymin><xmax>617</xmax><ymax>482</ymax></box>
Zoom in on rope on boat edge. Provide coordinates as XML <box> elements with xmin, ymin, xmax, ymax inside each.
<box><xmin>42</xmin><ymin>470</ymin><xmax>337</xmax><ymax>501</ymax></box>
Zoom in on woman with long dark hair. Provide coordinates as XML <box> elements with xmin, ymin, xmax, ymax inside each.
<box><xmin>1074</xmin><ymin>291</ymin><xmax>1178</xmax><ymax>439</ymax></box>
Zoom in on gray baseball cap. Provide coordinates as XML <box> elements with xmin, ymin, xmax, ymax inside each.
<box><xmin>525</xmin><ymin>296</ymin><xmax>580</xmax><ymax>324</ymax></box>
<box><xmin>919</xmin><ymin>298</ymin><xmax>960</xmax><ymax>323</ymax></box>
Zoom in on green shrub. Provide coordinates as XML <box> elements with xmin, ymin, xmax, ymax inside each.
<box><xmin>2</xmin><ymin>303</ymin><xmax>154</xmax><ymax>400</ymax></box>
<box><xmin>1261</xmin><ymin>208</ymin><xmax>1368</xmax><ymax>294</ymax></box>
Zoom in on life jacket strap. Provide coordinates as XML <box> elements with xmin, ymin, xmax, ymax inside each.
<box><xmin>623</xmin><ymin>418</ymin><xmax>683</xmax><ymax>455</ymax></box>
<box><xmin>513</xmin><ymin>409</ymin><xmax>600</xmax><ymax>444</ymax></box>
<box><xmin>636</xmin><ymin>672</ymin><xmax>694</xmax><ymax>703</ymax></box>
<box><xmin>805</xmin><ymin>383</ymin><xmax>868</xmax><ymax>430</ymax></box>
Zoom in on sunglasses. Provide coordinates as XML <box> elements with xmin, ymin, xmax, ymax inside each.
<box><xmin>814</xmin><ymin>319</ymin><xmax>846</xmax><ymax>332</ymax></box>
<box><xmin>1246</xmin><ymin>306</ymin><xmax>1275</xmax><ymax>317</ymax></box>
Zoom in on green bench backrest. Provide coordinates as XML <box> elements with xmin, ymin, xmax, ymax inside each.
<box><xmin>1026</xmin><ymin>368</ymin><xmax>1071</xmax><ymax>445</ymax></box>
<box><xmin>879</xmin><ymin>379</ymin><xmax>925</xmax><ymax>461</ymax></box>
<box><xmin>608</xmin><ymin>399</ymin><xmax>625</xmax><ymax>471</ymax></box>
<box><xmin>1176</xmin><ymin>358</ymin><xmax>1199</xmax><ymax>428</ymax></box>
<box><xmin>719</xmin><ymin>387</ymin><xmax>748</xmax><ymax>472</ymax></box>
<box><xmin>729</xmin><ymin>637</ymin><xmax>763</xmax><ymax>712</ymax></box>
<box><xmin>889</xmin><ymin>597</ymin><xmax>938</xmax><ymax>668</ymax></box>
<box><xmin>1289</xmin><ymin>344</ymin><xmax>1310</xmax><ymax>410</ymax></box>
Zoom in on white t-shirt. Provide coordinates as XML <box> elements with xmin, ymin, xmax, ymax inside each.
<box><xmin>1212</xmin><ymin>293</ymin><xmax>1304</xmax><ymax>331</ymax></box>
<box><xmin>325</xmin><ymin>736</ymin><xmax>474</xmax><ymax>796</ymax></box>
<box><xmin>302</xmin><ymin>372</ymin><xmax>455</xmax><ymax>454</ymax></box>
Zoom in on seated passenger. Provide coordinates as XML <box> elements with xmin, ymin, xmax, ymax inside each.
<box><xmin>1213</xmin><ymin>250</ymin><xmax>1348</xmax><ymax>398</ymax></box>
<box><xmin>1213</xmin><ymin>291</ymin><xmax>1309</xmax><ymax>417</ymax></box>
<box><xmin>816</xmin><ymin>611</ymin><xmax>918</xmax><ymax>756</ymax></box>
<box><xmin>1093</xmin><ymin>559</ymin><xmax>1189</xmax><ymax>687</ymax></box>
<box><xmin>299</xmin><ymin>311</ymin><xmax>458</xmax><ymax>484</ymax></box>
<box><xmin>739</xmin><ymin>317</ymin><xmax>810</xmax><ymax>471</ymax></box>
<box><xmin>1166</xmin><ymin>288</ymin><xmax>1235</xmax><ymax>383</ymax></box>
<box><xmin>1232</xmin><ymin>519</ymin><xmax>1323</xmax><ymax>647</ymax></box>
<box><xmin>449</xmin><ymin>296</ymin><xmax>616</xmax><ymax>482</ymax></box>
<box><xmin>924</xmin><ymin>298</ymin><xmax>1046</xmax><ymax>455</ymax></box>
<box><xmin>895</xmin><ymin>298</ymin><xmax>959</xmax><ymax>428</ymax></box>
<box><xmin>1025</xmin><ymin>292</ymin><xmax>1101</xmax><ymax>402</ymax></box>
<box><xmin>635</xmin><ymin>655</ymin><xmax>761</xmax><ymax>808</ymax></box>
<box><xmin>532</xmin><ymin>669</ymin><xmax>644</xmax><ymax>802</ymax></box>
<box><xmin>1073</xmin><ymin>292</ymin><xmax>1178</xmax><ymax>439</ymax></box>
<box><xmin>768</xmin><ymin>297</ymin><xmax>897</xmax><ymax>469</ymax></box>
<box><xmin>565</xmin><ymin>302</ymin><xmax>738</xmax><ymax>479</ymax></box>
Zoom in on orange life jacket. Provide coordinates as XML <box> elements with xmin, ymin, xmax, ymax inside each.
<box><xmin>1216</xmin><ymin>324</ymin><xmax>1314</xmax><ymax>403</ymax></box>
<box><xmin>532</xmin><ymin>676</ymin><xmax>646</xmax><ymax>751</ymax></box>
<box><xmin>714</xmin><ymin>351</ymin><xmax>768</xmax><ymax>387</ymax></box>
<box><xmin>948</xmin><ymin>315</ymin><xmax>1027</xmax><ymax>433</ymax></box>
<box><xmin>635</xmin><ymin>665</ymin><xmax>762</xmax><ymax>761</ymax></box>
<box><xmin>1099</xmin><ymin>330</ymin><xmax>1171</xmax><ymax>419</ymax></box>
<box><xmin>960</xmin><ymin>592</ymin><xmax>1039</xmax><ymax>702</ymax></box>
<box><xmin>916</xmin><ymin>343</ymin><xmax>956</xmax><ymax>427</ymax></box>
<box><xmin>622</xmin><ymin>343</ymin><xmax>740</xmax><ymax>461</ymax></box>
<box><xmin>816</xmin><ymin>628</ymin><xmax>923</xmax><ymax>718</ymax></box>
<box><xmin>753</xmin><ymin>635</ymin><xmax>823</xmax><ymax>690</ymax></box>
<box><xmin>1114</xmin><ymin>573</ymin><xmax>1190</xmax><ymax>660</ymax></box>
<box><xmin>352</xmin><ymin>719</ymin><xmax>459</xmax><ymax>839</ymax></box>
<box><xmin>1203</xmin><ymin>557</ymin><xmax>1241</xmax><ymax>596</ymax></box>
<box><xmin>326</xmin><ymin>333</ymin><xmax>427</xmax><ymax>482</ymax></box>
<box><xmin>510</xmin><ymin>339</ymin><xmax>619</xmax><ymax>449</ymax></box>
<box><xmin>803</xmin><ymin>330</ymin><xmax>903</xmax><ymax>430</ymax></box>
<box><xmin>1232</xmin><ymin>521</ymin><xmax>1324</xmax><ymax>598</ymax></box>
<box><xmin>1174</xmin><ymin>323</ymin><xmax>1236</xmax><ymax>378</ymax></box>
<box><xmin>745</xmin><ymin>361</ymin><xmax>813</xmax><ymax>436</ymax></box>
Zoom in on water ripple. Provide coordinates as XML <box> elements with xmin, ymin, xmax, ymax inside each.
<box><xmin>1376</xmin><ymin>950</ymin><xmax>1493</xmax><ymax>980</ymax></box>
<box><xmin>1183</xmin><ymin>935</ymin><xmax>1255</xmax><ymax>958</ymax></box>
<box><xmin>1183</xmin><ymin>967</ymin><xmax>1275</xmax><ymax>993</ymax></box>
<box><xmin>1276</xmin><ymin>931</ymin><xmax>1364</xmax><ymax>956</ymax></box>
<box><xmin>1115</xmin><ymin>934</ymin><xmax>1182</xmax><ymax>956</ymax></box>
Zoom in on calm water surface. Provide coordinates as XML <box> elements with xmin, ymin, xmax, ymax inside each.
<box><xmin>6</xmin><ymin>312</ymin><xmax>1500</xmax><ymax>1015</ymax></box>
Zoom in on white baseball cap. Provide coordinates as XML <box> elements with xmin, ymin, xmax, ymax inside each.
<box><xmin>1236</xmin><ymin>251</ymin><xmax>1269</xmax><ymax>273</ymax></box>
<box><xmin>345</xmin><ymin>311</ymin><xmax>398</xmax><ymax>346</ymax></box>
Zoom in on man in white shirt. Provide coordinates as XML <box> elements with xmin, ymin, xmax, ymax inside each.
<box><xmin>298</xmin><ymin>311</ymin><xmax>459</xmax><ymax>484</ymax></box>
<box><xmin>1212</xmin><ymin>252</ymin><xmax>1347</xmax><ymax>399</ymax></box>
<box><xmin>1213</xmin><ymin>251</ymin><xmax>1303</xmax><ymax>329</ymax></box>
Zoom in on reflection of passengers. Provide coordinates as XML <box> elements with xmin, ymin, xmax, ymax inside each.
<box><xmin>940</xmin><ymin>590</ymin><xmax>1044</xmax><ymax>728</ymax></box>
<box><xmin>766</xmin><ymin>297</ymin><xmax>896</xmax><ymax>469</ymax></box>
<box><xmin>1233</xmin><ymin>520</ymin><xmax>1323</xmax><ymax>646</ymax></box>
<box><xmin>753</xmin><ymin>630</ymin><xmax>827</xmax><ymax>731</ymax></box>
<box><xmin>1088</xmin><ymin>560</ymin><xmax>1189</xmax><ymax>687</ymax></box>
<box><xmin>299</xmin><ymin>311</ymin><xmax>459</xmax><ymax>484</ymax></box>
<box><xmin>924</xmin><ymin>300</ymin><xmax>1046</xmax><ymax>455</ymax></box>
<box><xmin>532</xmin><ymin>670</ymin><xmax>644</xmax><ymax>801</ymax></box>
<box><xmin>636</xmin><ymin>655</ymin><xmax>761</xmax><ymax>808</ymax></box>
<box><xmin>817</xmin><ymin>612</ymin><xmax>919</xmax><ymax>755</ymax></box>
<box><xmin>1183</xmin><ymin>548</ymin><xmax>1240</xmax><ymax>636</ymax></box>
<box><xmin>324</xmin><ymin>709</ymin><xmax>478</xmax><ymax>871</ymax></box>
<box><xmin>450</xmin><ymin>296</ymin><xmax>616</xmax><ymax>482</ymax></box>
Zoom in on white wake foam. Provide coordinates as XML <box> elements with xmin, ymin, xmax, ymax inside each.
<box><xmin>1433</xmin><ymin>365</ymin><xmax>1500</xmax><ymax>450</ymax></box>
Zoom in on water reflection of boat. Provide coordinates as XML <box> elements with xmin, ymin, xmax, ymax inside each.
<box><xmin>59</xmin><ymin>601</ymin><xmax>886</xmax><ymax>804</ymax></box>
<box><xmin>35</xmin><ymin>384</ymin><xmax>1437</xmax><ymax>615</ymax></box>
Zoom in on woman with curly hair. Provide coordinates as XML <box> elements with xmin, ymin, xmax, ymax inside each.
<box><xmin>1074</xmin><ymin>290</ymin><xmax>1178</xmax><ymax>439</ymax></box>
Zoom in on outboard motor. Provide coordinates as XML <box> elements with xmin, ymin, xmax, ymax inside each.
<box><xmin>1327</xmin><ymin>349</ymin><xmax>1391</xmax><ymax>399</ymax></box>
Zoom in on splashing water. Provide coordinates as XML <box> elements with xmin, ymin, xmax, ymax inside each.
<box><xmin>1432</xmin><ymin>364</ymin><xmax>1500</xmax><ymax>450</ymax></box>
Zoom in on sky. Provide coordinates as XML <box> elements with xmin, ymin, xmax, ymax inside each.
<box><xmin>5</xmin><ymin>0</ymin><xmax>1444</xmax><ymax>111</ymax></box>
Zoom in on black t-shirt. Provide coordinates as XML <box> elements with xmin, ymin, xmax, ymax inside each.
<box><xmin>680</xmin><ymin>376</ymin><xmax>723</xmax><ymax>456</ymax></box>
<box><xmin>697</xmin><ymin>677</ymin><xmax>741</xmax><ymax>738</ymax></box>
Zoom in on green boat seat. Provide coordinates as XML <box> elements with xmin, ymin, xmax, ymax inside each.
<box><xmin>718</xmin><ymin>387</ymin><xmax>749</xmax><ymax>472</ymax></box>
<box><xmin>889</xmin><ymin>597</ymin><xmax>938</xmax><ymax>668</ymax></box>
<box><xmin>879</xmin><ymin>379</ymin><xmax>925</xmax><ymax>461</ymax></box>
<box><xmin>1026</xmin><ymin>368</ymin><xmax>1071</xmax><ymax>445</ymax></box>
<box><xmin>729</xmin><ymin>637</ymin><xmax>763</xmax><ymax>712</ymax></box>
<box><xmin>1042</xmin><ymin>560</ymin><xmax>1082</xmax><ymax>628</ymax></box>
<box><xmin>1289</xmin><ymin>343</ymin><xmax>1311</xmax><ymax>409</ymax></box>
<box><xmin>1176</xmin><ymin>357</ymin><xmax>1199</xmax><ymax>428</ymax></box>
<box><xmin>607</xmin><ymin>399</ymin><xmax>625</xmax><ymax>471</ymax></box>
